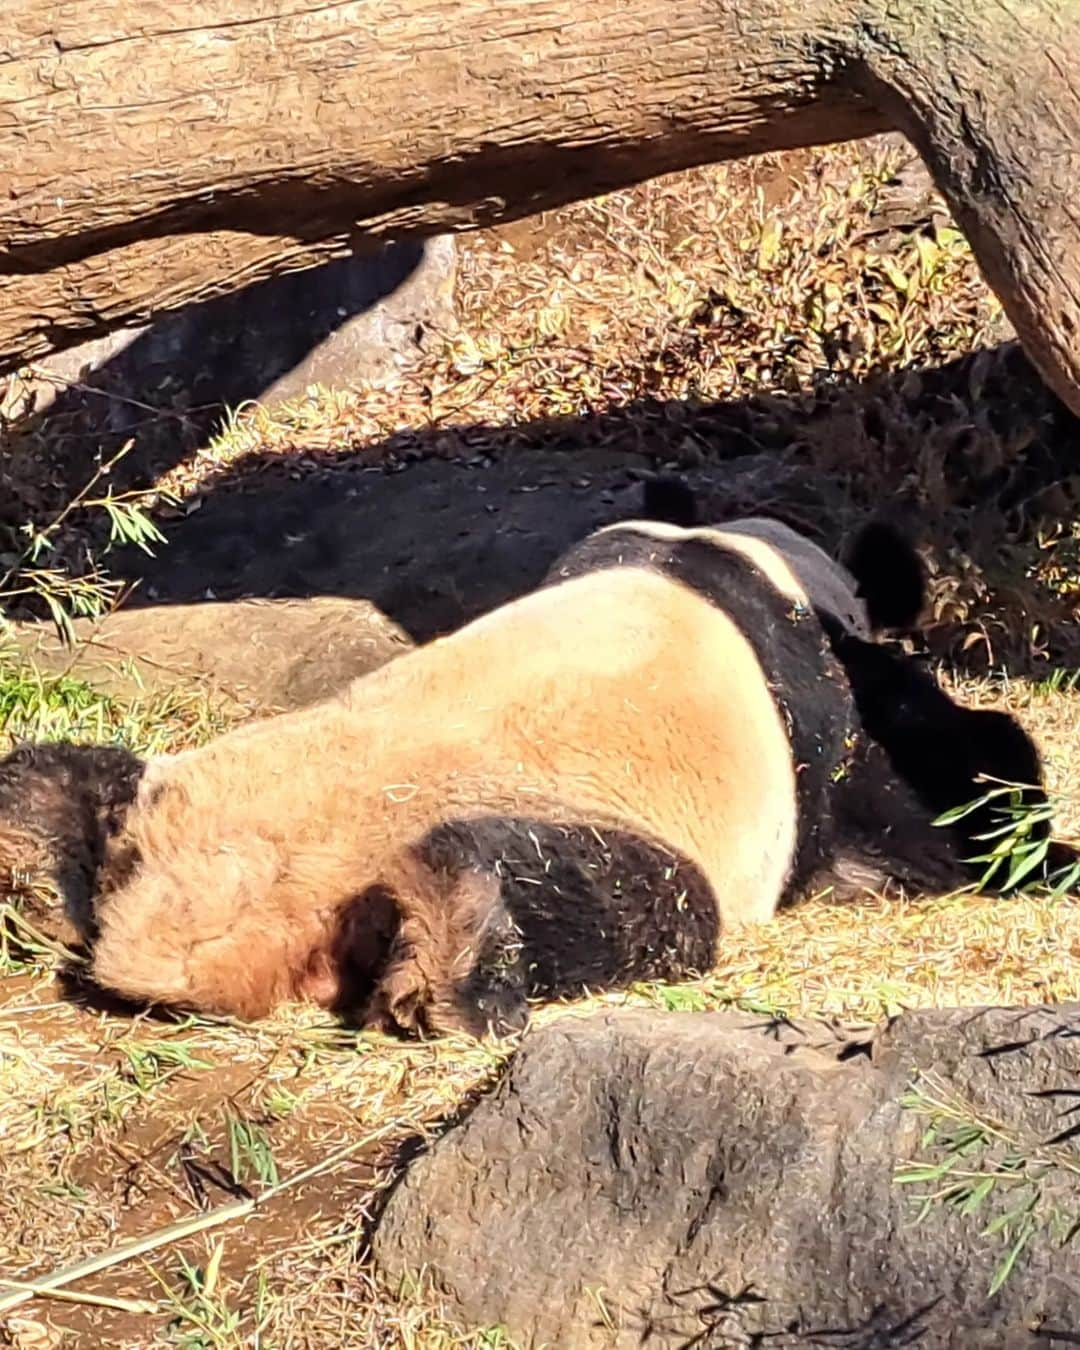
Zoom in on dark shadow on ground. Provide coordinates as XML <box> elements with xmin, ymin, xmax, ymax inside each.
<box><xmin>1</xmin><ymin>243</ymin><xmax>430</xmax><ymax>527</ymax></box>
<box><xmin>94</xmin><ymin>340</ymin><xmax>1080</xmax><ymax>672</ymax></box>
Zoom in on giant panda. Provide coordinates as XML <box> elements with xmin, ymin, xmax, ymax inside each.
<box><xmin>626</xmin><ymin>475</ymin><xmax>1058</xmax><ymax>880</ymax></box>
<box><xmin>0</xmin><ymin>492</ymin><xmax>1059</xmax><ymax>1039</ymax></box>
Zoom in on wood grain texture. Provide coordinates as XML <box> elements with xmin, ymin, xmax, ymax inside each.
<box><xmin>1</xmin><ymin>0</ymin><xmax>1078</xmax><ymax>413</ymax></box>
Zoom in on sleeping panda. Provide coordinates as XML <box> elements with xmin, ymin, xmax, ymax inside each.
<box><xmin>626</xmin><ymin>475</ymin><xmax>1056</xmax><ymax>875</ymax></box>
<box><xmin>0</xmin><ymin>490</ymin><xmax>1059</xmax><ymax>1038</ymax></box>
<box><xmin>80</xmin><ymin>545</ymin><xmax>861</xmax><ymax>1035</ymax></box>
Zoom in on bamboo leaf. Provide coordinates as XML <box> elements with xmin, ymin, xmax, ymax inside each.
<box><xmin>989</xmin><ymin>1215</ymin><xmax>1037</xmax><ymax>1295</ymax></box>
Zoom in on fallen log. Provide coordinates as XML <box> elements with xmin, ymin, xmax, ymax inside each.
<box><xmin>2</xmin><ymin>1</ymin><xmax>1079</xmax><ymax>411</ymax></box>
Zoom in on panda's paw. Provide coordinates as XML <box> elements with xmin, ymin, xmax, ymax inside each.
<box><xmin>442</xmin><ymin>993</ymin><xmax>531</xmax><ymax>1042</ymax></box>
<box><xmin>419</xmin><ymin>962</ymin><xmax>530</xmax><ymax>1041</ymax></box>
<box><xmin>369</xmin><ymin>955</ymin><xmax>432</xmax><ymax>1036</ymax></box>
<box><xmin>457</xmin><ymin>983</ymin><xmax>531</xmax><ymax>1040</ymax></box>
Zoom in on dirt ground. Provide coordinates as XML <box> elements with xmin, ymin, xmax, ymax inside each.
<box><xmin>2</xmin><ymin>134</ymin><xmax>1080</xmax><ymax>1347</ymax></box>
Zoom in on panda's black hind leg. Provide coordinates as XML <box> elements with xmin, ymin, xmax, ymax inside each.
<box><xmin>447</xmin><ymin>898</ymin><xmax>531</xmax><ymax>1039</ymax></box>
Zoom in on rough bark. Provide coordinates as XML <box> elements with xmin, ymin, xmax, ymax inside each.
<box><xmin>850</xmin><ymin>4</ymin><xmax>1080</xmax><ymax>418</ymax></box>
<box><xmin>1</xmin><ymin>1</ymin><xmax>1078</xmax><ymax>413</ymax></box>
<box><xmin>374</xmin><ymin>1005</ymin><xmax>1080</xmax><ymax>1348</ymax></box>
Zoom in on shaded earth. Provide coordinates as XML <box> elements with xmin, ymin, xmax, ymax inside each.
<box><xmin>111</xmin><ymin>448</ymin><xmax>849</xmax><ymax>644</ymax></box>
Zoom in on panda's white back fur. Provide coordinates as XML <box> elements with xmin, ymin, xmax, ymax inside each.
<box><xmin>594</xmin><ymin>516</ymin><xmax>870</xmax><ymax>639</ymax></box>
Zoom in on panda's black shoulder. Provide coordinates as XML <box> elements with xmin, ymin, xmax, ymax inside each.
<box><xmin>543</xmin><ymin>525</ymin><xmax>680</xmax><ymax>589</ymax></box>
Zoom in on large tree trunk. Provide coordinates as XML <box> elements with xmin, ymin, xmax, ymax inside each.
<box><xmin>2</xmin><ymin>1</ymin><xmax>1079</xmax><ymax>414</ymax></box>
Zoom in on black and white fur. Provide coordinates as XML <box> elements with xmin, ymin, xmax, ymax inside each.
<box><xmin>634</xmin><ymin>474</ymin><xmax>1057</xmax><ymax>886</ymax></box>
<box><xmin>0</xmin><ymin>481</ymin><xmax>1062</xmax><ymax>1038</ymax></box>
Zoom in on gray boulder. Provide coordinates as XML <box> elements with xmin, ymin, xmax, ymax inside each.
<box><xmin>374</xmin><ymin>1005</ymin><xmax>1080</xmax><ymax>1347</ymax></box>
<box><xmin>9</xmin><ymin>595</ymin><xmax>412</xmax><ymax>712</ymax></box>
<box><xmin>24</xmin><ymin>238</ymin><xmax>457</xmax><ymax>416</ymax></box>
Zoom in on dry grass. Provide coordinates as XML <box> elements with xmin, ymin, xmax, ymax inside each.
<box><xmin>1</xmin><ymin>135</ymin><xmax>1079</xmax><ymax>1346</ymax></box>
<box><xmin>169</xmin><ymin>140</ymin><xmax>1008</xmax><ymax>469</ymax></box>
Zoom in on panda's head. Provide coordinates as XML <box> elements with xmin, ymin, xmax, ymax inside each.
<box><xmin>639</xmin><ymin>475</ymin><xmax>925</xmax><ymax>638</ymax></box>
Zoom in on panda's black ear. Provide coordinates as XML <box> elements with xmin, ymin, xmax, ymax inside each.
<box><xmin>845</xmin><ymin>520</ymin><xmax>926</xmax><ymax>633</ymax></box>
<box><xmin>641</xmin><ymin>476</ymin><xmax>700</xmax><ymax>527</ymax></box>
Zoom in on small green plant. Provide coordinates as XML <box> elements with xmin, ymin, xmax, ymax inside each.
<box><xmin>0</xmin><ymin>658</ymin><xmax>235</xmax><ymax>754</ymax></box>
<box><xmin>225</xmin><ymin>1111</ymin><xmax>280</xmax><ymax>1187</ymax></box>
<box><xmin>633</xmin><ymin>976</ymin><xmax>790</xmax><ymax>1021</ymax></box>
<box><xmin>935</xmin><ymin>781</ymin><xmax>1080</xmax><ymax>896</ymax></box>
<box><xmin>256</xmin><ymin>1085</ymin><xmax>300</xmax><ymax>1120</ymax></box>
<box><xmin>153</xmin><ymin>1242</ymin><xmax>243</xmax><ymax>1349</ymax></box>
<box><xmin>642</xmin><ymin>982</ymin><xmax>708</xmax><ymax>1014</ymax></box>
<box><xmin>0</xmin><ymin>664</ymin><xmax>117</xmax><ymax>741</ymax></box>
<box><xmin>896</xmin><ymin>1076</ymin><xmax>1080</xmax><ymax>1295</ymax></box>
<box><xmin>117</xmin><ymin>1038</ymin><xmax>214</xmax><ymax>1092</ymax></box>
<box><xmin>476</xmin><ymin>1329</ymin><xmax>515</xmax><ymax>1348</ymax></box>
<box><xmin>28</xmin><ymin>1062</ymin><xmax>157</xmax><ymax>1145</ymax></box>
<box><xmin>0</xmin><ymin>440</ymin><xmax>170</xmax><ymax>643</ymax></box>
<box><xmin>1031</xmin><ymin>668</ymin><xmax>1080</xmax><ymax>697</ymax></box>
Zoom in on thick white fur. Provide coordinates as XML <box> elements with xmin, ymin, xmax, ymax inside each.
<box><xmin>91</xmin><ymin>566</ymin><xmax>798</xmax><ymax>1019</ymax></box>
<box><xmin>594</xmin><ymin>516</ymin><xmax>870</xmax><ymax>638</ymax></box>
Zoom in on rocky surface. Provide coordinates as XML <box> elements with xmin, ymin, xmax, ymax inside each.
<box><xmin>25</xmin><ymin>238</ymin><xmax>457</xmax><ymax>417</ymax></box>
<box><xmin>374</xmin><ymin>1004</ymin><xmax>1080</xmax><ymax>1348</ymax></box>
<box><xmin>10</xmin><ymin>595</ymin><xmax>412</xmax><ymax>712</ymax></box>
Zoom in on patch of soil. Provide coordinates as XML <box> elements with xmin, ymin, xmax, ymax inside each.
<box><xmin>13</xmin><ymin>1046</ymin><xmax>396</xmax><ymax>1347</ymax></box>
